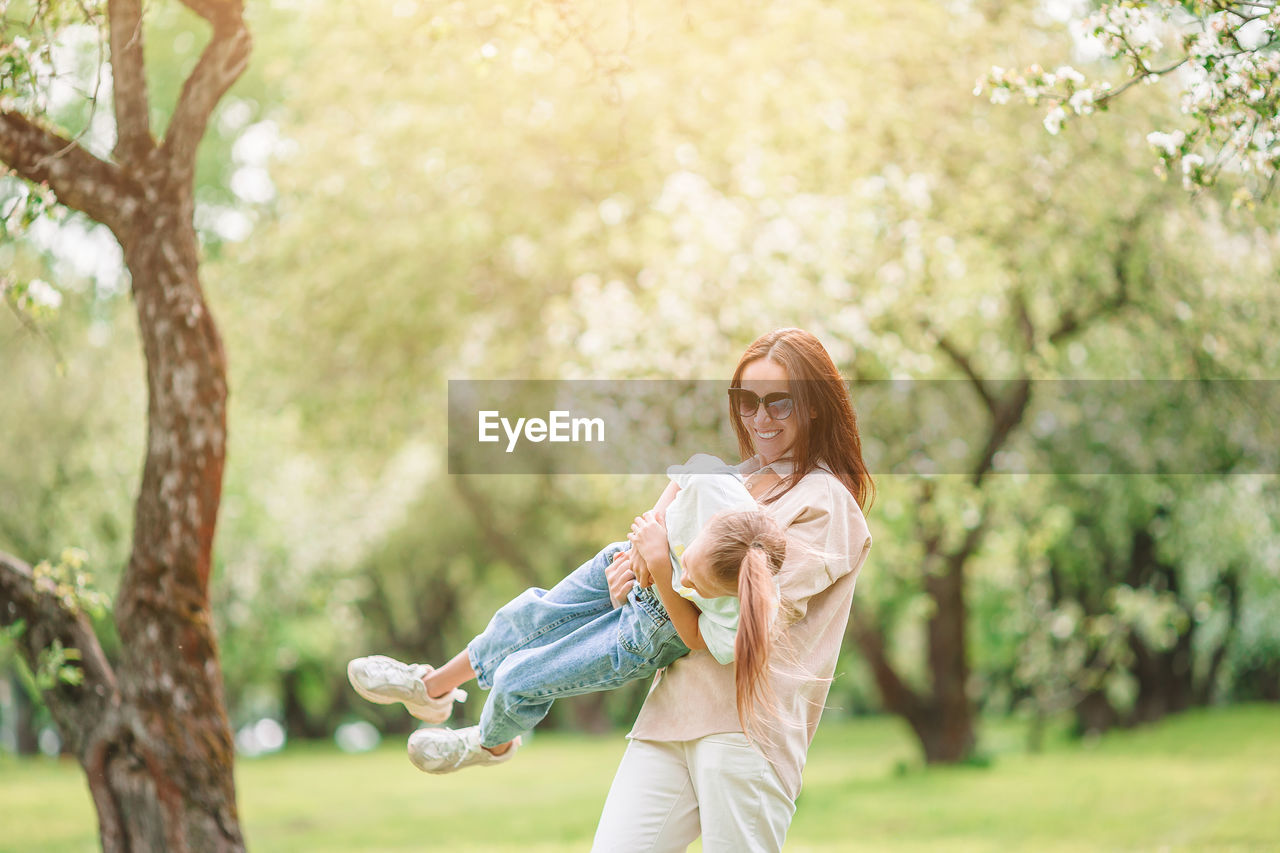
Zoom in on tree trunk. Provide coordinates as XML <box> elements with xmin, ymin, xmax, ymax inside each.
<box><xmin>8</xmin><ymin>672</ymin><xmax>41</xmax><ymax>755</ymax></box>
<box><xmin>921</xmin><ymin>558</ymin><xmax>975</xmax><ymax>763</ymax></box>
<box><xmin>1</xmin><ymin>546</ymin><xmax>239</xmax><ymax>851</ymax></box>
<box><xmin>1073</xmin><ymin>688</ymin><xmax>1120</xmax><ymax>736</ymax></box>
<box><xmin>1129</xmin><ymin>627</ymin><xmax>1196</xmax><ymax>723</ymax></box>
<box><xmin>107</xmin><ymin>204</ymin><xmax>242</xmax><ymax>850</ymax></box>
<box><xmin>0</xmin><ymin>3</ymin><xmax>251</xmax><ymax>847</ymax></box>
<box><xmin>2</xmin><ymin>205</ymin><xmax>244</xmax><ymax>851</ymax></box>
<box><xmin>1125</xmin><ymin>526</ymin><xmax>1196</xmax><ymax>726</ymax></box>
<box><xmin>1196</xmin><ymin>567</ymin><xmax>1240</xmax><ymax>706</ymax></box>
<box><xmin>848</xmin><ymin>597</ymin><xmax>976</xmax><ymax>764</ymax></box>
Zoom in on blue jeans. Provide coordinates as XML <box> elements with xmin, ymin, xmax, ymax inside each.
<box><xmin>466</xmin><ymin>541</ymin><xmax>690</xmax><ymax>747</ymax></box>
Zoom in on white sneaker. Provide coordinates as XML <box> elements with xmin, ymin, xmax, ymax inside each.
<box><xmin>407</xmin><ymin>726</ymin><xmax>522</xmax><ymax>774</ymax></box>
<box><xmin>346</xmin><ymin>655</ymin><xmax>467</xmax><ymax>724</ymax></box>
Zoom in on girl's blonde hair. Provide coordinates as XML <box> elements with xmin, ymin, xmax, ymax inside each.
<box><xmin>701</xmin><ymin>509</ymin><xmax>787</xmax><ymax>733</ymax></box>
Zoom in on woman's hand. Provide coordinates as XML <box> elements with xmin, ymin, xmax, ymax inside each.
<box><xmin>628</xmin><ymin>511</ymin><xmax>671</xmax><ymax>582</ymax></box>
<box><xmin>606</xmin><ymin>550</ymin><xmax>637</xmax><ymax>609</ymax></box>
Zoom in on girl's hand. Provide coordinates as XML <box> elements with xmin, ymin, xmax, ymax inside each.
<box><xmin>631</xmin><ymin>547</ymin><xmax>653</xmax><ymax>589</ymax></box>
<box><xmin>627</xmin><ymin>511</ymin><xmax>670</xmax><ymax>579</ymax></box>
<box><xmin>605</xmin><ymin>550</ymin><xmax>636</xmax><ymax>609</ymax></box>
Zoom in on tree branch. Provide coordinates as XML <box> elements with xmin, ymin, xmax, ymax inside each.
<box><xmin>1012</xmin><ymin>288</ymin><xmax>1036</xmax><ymax>354</ymax></box>
<box><xmin>971</xmin><ymin>377</ymin><xmax>1031</xmax><ymax>486</ymax></box>
<box><xmin>1049</xmin><ymin>212</ymin><xmax>1145</xmax><ymax>344</ymax></box>
<box><xmin>0</xmin><ymin>111</ymin><xmax>139</xmax><ymax>233</ymax></box>
<box><xmin>1094</xmin><ymin>58</ymin><xmax>1189</xmax><ymax>108</ymax></box>
<box><xmin>163</xmin><ymin>0</ymin><xmax>251</xmax><ymax>183</ymax></box>
<box><xmin>933</xmin><ymin>330</ymin><xmax>996</xmax><ymax>416</ymax></box>
<box><xmin>944</xmin><ymin>506</ymin><xmax>989</xmax><ymax>576</ymax></box>
<box><xmin>0</xmin><ymin>551</ymin><xmax>121</xmax><ymax>756</ymax></box>
<box><xmin>847</xmin><ymin>600</ymin><xmax>925</xmax><ymax>723</ymax></box>
<box><xmin>107</xmin><ymin>0</ymin><xmax>153</xmax><ymax>164</ymax></box>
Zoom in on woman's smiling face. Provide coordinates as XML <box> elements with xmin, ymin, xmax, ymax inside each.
<box><xmin>739</xmin><ymin>358</ymin><xmax>800</xmax><ymax>464</ymax></box>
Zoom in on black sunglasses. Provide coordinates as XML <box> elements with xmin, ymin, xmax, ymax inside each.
<box><xmin>728</xmin><ymin>388</ymin><xmax>795</xmax><ymax>421</ymax></box>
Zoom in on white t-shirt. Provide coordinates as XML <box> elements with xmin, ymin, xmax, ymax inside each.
<box><xmin>664</xmin><ymin>453</ymin><xmax>760</xmax><ymax>665</ymax></box>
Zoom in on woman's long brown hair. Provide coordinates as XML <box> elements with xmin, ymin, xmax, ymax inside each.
<box><xmin>730</xmin><ymin>328</ymin><xmax>875</xmax><ymax>509</ymax></box>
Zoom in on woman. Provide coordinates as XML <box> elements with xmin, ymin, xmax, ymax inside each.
<box><xmin>593</xmin><ymin>327</ymin><xmax>874</xmax><ymax>852</ymax></box>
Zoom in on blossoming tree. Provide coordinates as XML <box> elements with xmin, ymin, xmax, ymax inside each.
<box><xmin>976</xmin><ymin>2</ymin><xmax>1280</xmax><ymax>201</ymax></box>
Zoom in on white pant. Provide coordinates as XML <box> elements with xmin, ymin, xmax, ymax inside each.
<box><xmin>592</xmin><ymin>734</ymin><xmax>796</xmax><ymax>852</ymax></box>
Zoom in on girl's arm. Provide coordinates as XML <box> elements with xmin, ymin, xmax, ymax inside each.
<box><xmin>628</xmin><ymin>512</ymin><xmax>706</xmax><ymax>651</ymax></box>
<box><xmin>632</xmin><ymin>481</ymin><xmax>681</xmax><ymax>589</ymax></box>
<box><xmin>651</xmin><ymin>480</ymin><xmax>680</xmax><ymax>516</ymax></box>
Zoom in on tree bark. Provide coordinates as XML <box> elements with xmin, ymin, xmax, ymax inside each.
<box><xmin>921</xmin><ymin>555</ymin><xmax>977</xmax><ymax>762</ymax></box>
<box><xmin>109</xmin><ymin>200</ymin><xmax>242</xmax><ymax>851</ymax></box>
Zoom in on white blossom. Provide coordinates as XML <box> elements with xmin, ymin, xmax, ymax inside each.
<box><xmin>1043</xmin><ymin>106</ymin><xmax>1067</xmax><ymax>135</ymax></box>
<box><xmin>1055</xmin><ymin>65</ymin><xmax>1087</xmax><ymax>86</ymax></box>
<box><xmin>1146</xmin><ymin>130</ymin><xmax>1185</xmax><ymax>156</ymax></box>
<box><xmin>1068</xmin><ymin>88</ymin><xmax>1095</xmax><ymax>114</ymax></box>
<box><xmin>24</xmin><ymin>278</ymin><xmax>63</xmax><ymax>310</ymax></box>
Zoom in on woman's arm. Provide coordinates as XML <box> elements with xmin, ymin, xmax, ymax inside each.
<box><xmin>629</xmin><ymin>511</ymin><xmax>706</xmax><ymax>651</ymax></box>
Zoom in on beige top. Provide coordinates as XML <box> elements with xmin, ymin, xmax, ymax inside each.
<box><xmin>628</xmin><ymin>454</ymin><xmax>873</xmax><ymax>799</ymax></box>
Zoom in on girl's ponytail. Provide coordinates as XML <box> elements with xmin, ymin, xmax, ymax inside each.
<box><xmin>701</xmin><ymin>509</ymin><xmax>788</xmax><ymax>738</ymax></box>
<box><xmin>734</xmin><ymin>543</ymin><xmax>778</xmax><ymax>733</ymax></box>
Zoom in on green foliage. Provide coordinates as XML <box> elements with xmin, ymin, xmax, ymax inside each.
<box><xmin>0</xmin><ymin>549</ymin><xmax>107</xmax><ymax>702</ymax></box>
<box><xmin>31</xmin><ymin>638</ymin><xmax>82</xmax><ymax>690</ymax></box>
<box><xmin>31</xmin><ymin>547</ymin><xmax>109</xmax><ymax>617</ymax></box>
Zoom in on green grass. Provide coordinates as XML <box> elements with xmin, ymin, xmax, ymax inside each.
<box><xmin>1</xmin><ymin>706</ymin><xmax>1278</xmax><ymax>851</ymax></box>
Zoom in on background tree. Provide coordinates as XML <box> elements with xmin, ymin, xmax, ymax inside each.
<box><xmin>3</xmin><ymin>0</ymin><xmax>1275</xmax><ymax>787</ymax></box>
<box><xmin>0</xmin><ymin>1</ymin><xmax>251</xmax><ymax>848</ymax></box>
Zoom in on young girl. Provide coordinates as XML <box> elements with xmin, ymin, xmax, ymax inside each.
<box><xmin>347</xmin><ymin>453</ymin><xmax>787</xmax><ymax>773</ymax></box>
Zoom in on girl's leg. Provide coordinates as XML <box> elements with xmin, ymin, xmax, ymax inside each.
<box><xmin>420</xmin><ymin>651</ymin><xmax>520</xmax><ymax>754</ymax></box>
<box><xmin>357</xmin><ymin>543</ymin><xmax>624</xmax><ymax>739</ymax></box>
<box><xmin>422</xmin><ymin>648</ymin><xmax>475</xmax><ymax>699</ymax></box>
<box><xmin>592</xmin><ymin>738</ymin><xmax>699</xmax><ymax>853</ymax></box>
<box><xmin>477</xmin><ymin>587</ymin><xmax>686</xmax><ymax>748</ymax></box>
<box><xmin>407</xmin><ymin>576</ymin><xmax>686</xmax><ymax>772</ymax></box>
<box><xmin>411</xmin><ymin>541</ymin><xmax>629</xmax><ymax>757</ymax></box>
<box><xmin>467</xmin><ymin>541</ymin><xmax>627</xmax><ymax>690</ymax></box>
